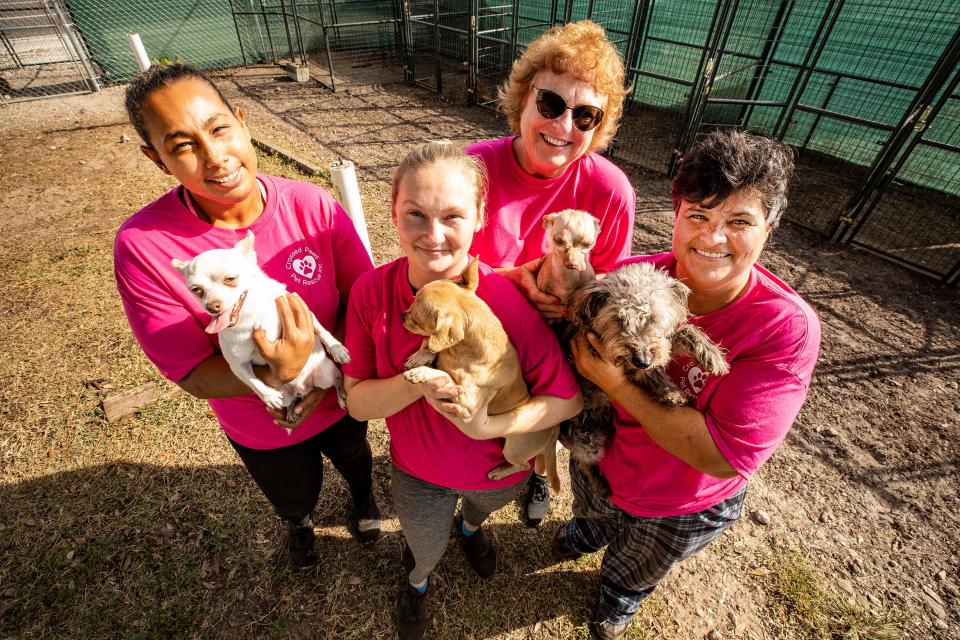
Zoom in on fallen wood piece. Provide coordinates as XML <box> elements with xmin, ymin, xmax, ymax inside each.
<box><xmin>102</xmin><ymin>382</ymin><xmax>175</xmax><ymax>422</ymax></box>
<box><xmin>250</xmin><ymin>136</ymin><xmax>322</xmax><ymax>177</ymax></box>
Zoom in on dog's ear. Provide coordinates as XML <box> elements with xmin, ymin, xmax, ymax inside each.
<box><xmin>542</xmin><ymin>213</ymin><xmax>559</xmax><ymax>230</ymax></box>
<box><xmin>235</xmin><ymin>231</ymin><xmax>256</xmax><ymax>260</ymax></box>
<box><xmin>171</xmin><ymin>258</ymin><xmax>189</xmax><ymax>274</ymax></box>
<box><xmin>569</xmin><ymin>282</ymin><xmax>610</xmax><ymax>330</ymax></box>
<box><xmin>459</xmin><ymin>256</ymin><xmax>480</xmax><ymax>292</ymax></box>
<box><xmin>591</xmin><ymin>214</ymin><xmax>601</xmax><ymax>239</ymax></box>
<box><xmin>428</xmin><ymin>311</ymin><xmax>465</xmax><ymax>352</ymax></box>
<box><xmin>671</xmin><ymin>277</ymin><xmax>691</xmax><ymax>310</ymax></box>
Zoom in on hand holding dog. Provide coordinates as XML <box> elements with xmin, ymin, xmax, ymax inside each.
<box><xmin>571</xmin><ymin>332</ymin><xmax>627</xmax><ymax>392</ymax></box>
<box><xmin>266</xmin><ymin>385</ymin><xmax>328</xmax><ymax>428</ymax></box>
<box><xmin>252</xmin><ymin>293</ymin><xmax>315</xmax><ymax>384</ymax></box>
<box><xmin>500</xmin><ymin>257</ymin><xmax>566</xmax><ymax>320</ymax></box>
<box><xmin>415</xmin><ymin>370</ymin><xmax>464</xmax><ymax>412</ymax></box>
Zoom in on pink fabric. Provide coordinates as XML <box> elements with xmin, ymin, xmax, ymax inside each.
<box><xmin>114</xmin><ymin>175</ymin><xmax>373</xmax><ymax>450</ymax></box>
<box><xmin>343</xmin><ymin>258</ymin><xmax>580</xmax><ymax>491</ymax></box>
<box><xmin>466</xmin><ymin>136</ymin><xmax>635</xmax><ymax>272</ymax></box>
<box><xmin>598</xmin><ymin>253</ymin><xmax>821</xmax><ymax>516</ymax></box>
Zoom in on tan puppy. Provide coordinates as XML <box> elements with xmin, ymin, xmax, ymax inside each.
<box><xmin>536</xmin><ymin>209</ymin><xmax>601</xmax><ymax>305</ymax></box>
<box><xmin>401</xmin><ymin>257</ymin><xmax>561</xmax><ymax>490</ymax></box>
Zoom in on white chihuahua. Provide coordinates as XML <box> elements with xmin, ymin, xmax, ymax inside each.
<box><xmin>536</xmin><ymin>209</ymin><xmax>601</xmax><ymax>305</ymax></box>
<box><xmin>172</xmin><ymin>232</ymin><xmax>349</xmax><ymax>423</ymax></box>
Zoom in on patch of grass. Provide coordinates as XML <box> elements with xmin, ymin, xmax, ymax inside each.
<box><xmin>256</xmin><ymin>151</ymin><xmax>334</xmax><ymax>192</ymax></box>
<box><xmin>759</xmin><ymin>552</ymin><xmax>900</xmax><ymax>640</ymax></box>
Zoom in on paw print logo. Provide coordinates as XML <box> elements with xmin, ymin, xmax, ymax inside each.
<box><xmin>687</xmin><ymin>367</ymin><xmax>709</xmax><ymax>394</ymax></box>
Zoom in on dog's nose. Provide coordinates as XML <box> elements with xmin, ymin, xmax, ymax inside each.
<box><xmin>630</xmin><ymin>353</ymin><xmax>650</xmax><ymax>370</ymax></box>
<box><xmin>206</xmin><ymin>301</ymin><xmax>222</xmax><ymax>315</ymax></box>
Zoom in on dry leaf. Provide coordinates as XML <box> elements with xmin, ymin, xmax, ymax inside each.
<box><xmin>749</xmin><ymin>567</ymin><xmax>771</xmax><ymax>577</ymax></box>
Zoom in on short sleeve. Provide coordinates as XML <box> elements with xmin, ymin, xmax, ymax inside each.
<box><xmin>590</xmin><ymin>170</ymin><xmax>636</xmax><ymax>274</ymax></box>
<box><xmin>341</xmin><ymin>275</ymin><xmax>378</xmax><ymax>381</ymax></box>
<box><xmin>114</xmin><ymin>243</ymin><xmax>213</xmax><ymax>382</ymax></box>
<box><xmin>704</xmin><ymin>360</ymin><xmax>810</xmax><ymax>479</ymax></box>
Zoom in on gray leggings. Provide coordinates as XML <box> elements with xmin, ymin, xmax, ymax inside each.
<box><xmin>391</xmin><ymin>465</ymin><xmax>528</xmax><ymax>584</ymax></box>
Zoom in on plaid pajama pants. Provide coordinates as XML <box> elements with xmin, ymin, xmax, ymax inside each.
<box><xmin>555</xmin><ymin>459</ymin><xmax>746</xmax><ymax>625</ymax></box>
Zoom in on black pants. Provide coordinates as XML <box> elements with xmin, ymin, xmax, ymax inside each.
<box><xmin>228</xmin><ymin>414</ymin><xmax>374</xmax><ymax>525</ymax></box>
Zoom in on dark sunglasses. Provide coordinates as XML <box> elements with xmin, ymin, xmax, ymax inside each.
<box><xmin>534</xmin><ymin>87</ymin><xmax>604</xmax><ymax>132</ymax></box>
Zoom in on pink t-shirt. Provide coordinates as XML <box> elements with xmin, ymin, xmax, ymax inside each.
<box><xmin>114</xmin><ymin>175</ymin><xmax>373</xmax><ymax>450</ymax></box>
<box><xmin>342</xmin><ymin>258</ymin><xmax>580</xmax><ymax>491</ymax></box>
<box><xmin>599</xmin><ymin>253</ymin><xmax>821</xmax><ymax>516</ymax></box>
<box><xmin>466</xmin><ymin>136</ymin><xmax>635</xmax><ymax>272</ymax></box>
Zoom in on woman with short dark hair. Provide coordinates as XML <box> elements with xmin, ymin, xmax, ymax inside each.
<box><xmin>559</xmin><ymin>129</ymin><xmax>821</xmax><ymax>639</ymax></box>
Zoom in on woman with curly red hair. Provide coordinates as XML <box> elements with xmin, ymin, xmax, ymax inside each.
<box><xmin>467</xmin><ymin>19</ymin><xmax>636</xmax><ymax>527</ymax></box>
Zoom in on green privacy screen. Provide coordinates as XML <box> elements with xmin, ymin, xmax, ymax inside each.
<box><xmin>67</xmin><ymin>0</ymin><xmax>959</xmax><ymax>197</ymax></box>
<box><xmin>68</xmin><ymin>0</ymin><xmax>246</xmax><ymax>83</ymax></box>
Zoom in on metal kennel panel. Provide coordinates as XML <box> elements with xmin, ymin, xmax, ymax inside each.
<box><xmin>772</xmin><ymin>0</ymin><xmax>960</xmax><ymax>236</ymax></box>
<box><xmin>611</xmin><ymin>0</ymin><xmax>723</xmax><ymax>173</ymax></box>
<box><xmin>833</xmin><ymin>27</ymin><xmax>960</xmax><ymax>283</ymax></box>
<box><xmin>0</xmin><ymin>0</ymin><xmax>100</xmax><ymax>103</ymax></box>
<box><xmin>230</xmin><ymin>0</ymin><xmax>404</xmax><ymax>91</ymax></box>
<box><xmin>300</xmin><ymin>0</ymin><xmax>404</xmax><ymax>91</ymax></box>
<box><xmin>404</xmin><ymin>0</ymin><xmax>471</xmax><ymax>100</ymax></box>
<box><xmin>472</xmin><ymin>0</ymin><xmax>524</xmax><ymax>109</ymax></box>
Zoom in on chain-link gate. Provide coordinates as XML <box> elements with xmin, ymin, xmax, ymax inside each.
<box><xmin>0</xmin><ymin>0</ymin><xmax>100</xmax><ymax>103</ymax></box>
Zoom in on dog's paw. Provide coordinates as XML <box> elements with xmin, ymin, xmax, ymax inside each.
<box><xmin>327</xmin><ymin>343</ymin><xmax>351</xmax><ymax>365</ymax></box>
<box><xmin>403</xmin><ymin>366</ymin><xmax>440</xmax><ymax>385</ymax></box>
<box><xmin>284</xmin><ymin>400</ymin><xmax>301</xmax><ymax>425</ymax></box>
<box><xmin>487</xmin><ymin>463</ymin><xmax>526</xmax><ymax>481</ymax></box>
<box><xmin>663</xmin><ymin>389</ymin><xmax>688</xmax><ymax>406</ymax></box>
<box><xmin>335</xmin><ymin>379</ymin><xmax>347</xmax><ymax>409</ymax></box>
<box><xmin>403</xmin><ymin>349</ymin><xmax>435</xmax><ymax>370</ymax></box>
<box><xmin>260</xmin><ymin>388</ymin><xmax>285</xmax><ymax>412</ymax></box>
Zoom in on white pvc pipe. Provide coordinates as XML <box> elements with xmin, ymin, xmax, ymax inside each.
<box><xmin>127</xmin><ymin>33</ymin><xmax>151</xmax><ymax>72</ymax></box>
<box><xmin>329</xmin><ymin>158</ymin><xmax>373</xmax><ymax>263</ymax></box>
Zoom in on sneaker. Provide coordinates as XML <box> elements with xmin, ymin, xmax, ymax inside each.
<box><xmin>522</xmin><ymin>473</ymin><xmax>550</xmax><ymax>527</ymax></box>
<box><xmin>455</xmin><ymin>513</ymin><xmax>497</xmax><ymax>578</ymax></box>
<box><xmin>551</xmin><ymin>522</ymin><xmax>583</xmax><ymax>562</ymax></box>
<box><xmin>351</xmin><ymin>493</ymin><xmax>382</xmax><ymax>544</ymax></box>
<box><xmin>589</xmin><ymin>618</ymin><xmax>630</xmax><ymax>640</ymax></box>
<box><xmin>395</xmin><ymin>580</ymin><xmax>428</xmax><ymax>640</ymax></box>
<box><xmin>287</xmin><ymin>521</ymin><xmax>318</xmax><ymax>568</ymax></box>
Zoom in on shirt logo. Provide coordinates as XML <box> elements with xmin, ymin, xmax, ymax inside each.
<box><xmin>285</xmin><ymin>247</ymin><xmax>323</xmax><ymax>285</ymax></box>
<box><xmin>687</xmin><ymin>366</ymin><xmax>709</xmax><ymax>395</ymax></box>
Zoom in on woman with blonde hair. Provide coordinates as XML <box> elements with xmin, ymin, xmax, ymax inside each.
<box><xmin>342</xmin><ymin>142</ymin><xmax>582</xmax><ymax>640</ymax></box>
<box><xmin>467</xmin><ymin>19</ymin><xmax>636</xmax><ymax>526</ymax></box>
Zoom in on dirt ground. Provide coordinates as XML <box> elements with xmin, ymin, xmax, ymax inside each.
<box><xmin>1</xmin><ymin>65</ymin><xmax>958</xmax><ymax>639</ymax></box>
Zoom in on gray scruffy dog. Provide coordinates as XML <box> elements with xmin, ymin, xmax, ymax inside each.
<box><xmin>561</xmin><ymin>261</ymin><xmax>730</xmax><ymax>498</ymax></box>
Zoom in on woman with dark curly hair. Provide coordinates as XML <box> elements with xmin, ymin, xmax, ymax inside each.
<box><xmin>560</xmin><ymin>129</ymin><xmax>821</xmax><ymax>639</ymax></box>
<box><xmin>467</xmin><ymin>19</ymin><xmax>636</xmax><ymax>526</ymax></box>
